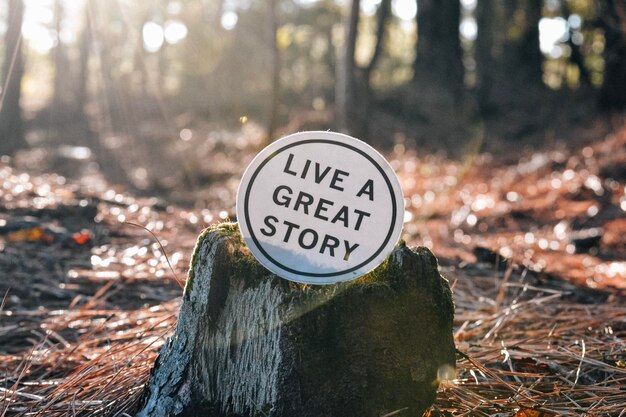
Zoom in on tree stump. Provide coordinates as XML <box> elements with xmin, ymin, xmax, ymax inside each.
<box><xmin>137</xmin><ymin>223</ymin><xmax>455</xmax><ymax>417</ymax></box>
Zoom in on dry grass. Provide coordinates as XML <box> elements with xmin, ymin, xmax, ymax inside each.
<box><xmin>1</xmin><ymin>128</ymin><xmax>625</xmax><ymax>416</ymax></box>
<box><xmin>1</xmin><ymin>255</ymin><xmax>624</xmax><ymax>416</ymax></box>
<box><xmin>0</xmin><ymin>299</ymin><xmax>178</xmax><ymax>416</ymax></box>
<box><xmin>434</xmin><ymin>262</ymin><xmax>625</xmax><ymax>416</ymax></box>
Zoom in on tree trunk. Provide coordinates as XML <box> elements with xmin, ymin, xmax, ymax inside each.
<box><xmin>52</xmin><ymin>0</ymin><xmax>69</xmax><ymax>109</ymax></box>
<box><xmin>335</xmin><ymin>0</ymin><xmax>360</xmax><ymax>134</ymax></box>
<box><xmin>561</xmin><ymin>1</ymin><xmax>591</xmax><ymax>87</ymax></box>
<box><xmin>92</xmin><ymin>0</ymin><xmax>124</xmax><ymax>133</ymax></box>
<box><xmin>361</xmin><ymin>0</ymin><xmax>391</xmax><ymax>137</ymax></box>
<box><xmin>517</xmin><ymin>0</ymin><xmax>543</xmax><ymax>85</ymax></box>
<box><xmin>599</xmin><ymin>0</ymin><xmax>626</xmax><ymax>109</ymax></box>
<box><xmin>363</xmin><ymin>0</ymin><xmax>391</xmax><ymax>86</ymax></box>
<box><xmin>0</xmin><ymin>0</ymin><xmax>25</xmax><ymax>156</ymax></box>
<box><xmin>137</xmin><ymin>224</ymin><xmax>456</xmax><ymax>417</ymax></box>
<box><xmin>498</xmin><ymin>0</ymin><xmax>542</xmax><ymax>87</ymax></box>
<box><xmin>413</xmin><ymin>0</ymin><xmax>463</xmax><ymax>95</ymax></box>
<box><xmin>76</xmin><ymin>0</ymin><xmax>92</xmax><ymax>116</ymax></box>
<box><xmin>475</xmin><ymin>0</ymin><xmax>495</xmax><ymax>112</ymax></box>
<box><xmin>266</xmin><ymin>0</ymin><xmax>280</xmax><ymax>144</ymax></box>
<box><xmin>475</xmin><ymin>0</ymin><xmax>544</xmax><ymax>112</ymax></box>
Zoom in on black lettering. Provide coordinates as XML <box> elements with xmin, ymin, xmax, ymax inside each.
<box><xmin>314</xmin><ymin>198</ymin><xmax>334</xmax><ymax>221</ymax></box>
<box><xmin>343</xmin><ymin>241</ymin><xmax>359</xmax><ymax>261</ymax></box>
<box><xmin>314</xmin><ymin>163</ymin><xmax>332</xmax><ymax>184</ymax></box>
<box><xmin>330</xmin><ymin>169</ymin><xmax>349</xmax><ymax>191</ymax></box>
<box><xmin>298</xmin><ymin>229</ymin><xmax>319</xmax><ymax>249</ymax></box>
<box><xmin>319</xmin><ymin>235</ymin><xmax>340</xmax><ymax>257</ymax></box>
<box><xmin>273</xmin><ymin>185</ymin><xmax>292</xmax><ymax>207</ymax></box>
<box><xmin>282</xmin><ymin>220</ymin><xmax>300</xmax><ymax>243</ymax></box>
<box><xmin>331</xmin><ymin>206</ymin><xmax>349</xmax><ymax>228</ymax></box>
<box><xmin>293</xmin><ymin>191</ymin><xmax>314</xmax><ymax>214</ymax></box>
<box><xmin>261</xmin><ymin>215</ymin><xmax>278</xmax><ymax>236</ymax></box>
<box><xmin>301</xmin><ymin>159</ymin><xmax>311</xmax><ymax>179</ymax></box>
<box><xmin>353</xmin><ymin>209</ymin><xmax>371</xmax><ymax>231</ymax></box>
<box><xmin>283</xmin><ymin>153</ymin><xmax>297</xmax><ymax>176</ymax></box>
<box><xmin>356</xmin><ymin>179</ymin><xmax>374</xmax><ymax>201</ymax></box>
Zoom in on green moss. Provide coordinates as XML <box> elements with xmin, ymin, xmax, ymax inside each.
<box><xmin>211</xmin><ymin>222</ymin><xmax>244</xmax><ymax>245</ymax></box>
<box><xmin>184</xmin><ymin>222</ymin><xmax>244</xmax><ymax>296</ymax></box>
<box><xmin>183</xmin><ymin>226</ymin><xmax>451</xmax><ymax>304</ymax></box>
<box><xmin>352</xmin><ymin>240</ymin><xmax>407</xmax><ymax>287</ymax></box>
<box><xmin>229</xmin><ymin>245</ymin><xmax>270</xmax><ymax>287</ymax></box>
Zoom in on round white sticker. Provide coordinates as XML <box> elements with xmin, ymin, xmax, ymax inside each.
<box><xmin>236</xmin><ymin>131</ymin><xmax>404</xmax><ymax>284</ymax></box>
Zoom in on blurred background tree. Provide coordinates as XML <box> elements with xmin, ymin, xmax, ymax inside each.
<box><xmin>0</xmin><ymin>0</ymin><xmax>25</xmax><ymax>155</ymax></box>
<box><xmin>0</xmin><ymin>0</ymin><xmax>624</xmax><ymax>199</ymax></box>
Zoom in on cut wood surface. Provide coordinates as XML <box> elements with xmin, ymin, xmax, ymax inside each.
<box><xmin>137</xmin><ymin>223</ymin><xmax>456</xmax><ymax>417</ymax></box>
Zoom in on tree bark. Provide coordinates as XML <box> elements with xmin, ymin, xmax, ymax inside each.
<box><xmin>137</xmin><ymin>224</ymin><xmax>456</xmax><ymax>417</ymax></box>
<box><xmin>0</xmin><ymin>0</ymin><xmax>25</xmax><ymax>156</ymax></box>
<box><xmin>363</xmin><ymin>0</ymin><xmax>391</xmax><ymax>84</ymax></box>
<box><xmin>475</xmin><ymin>0</ymin><xmax>495</xmax><ymax>111</ymax></box>
<box><xmin>336</xmin><ymin>0</ymin><xmax>361</xmax><ymax>134</ymax></box>
<box><xmin>517</xmin><ymin>0</ymin><xmax>543</xmax><ymax>85</ymax></box>
<box><xmin>562</xmin><ymin>2</ymin><xmax>591</xmax><ymax>87</ymax></box>
<box><xmin>92</xmin><ymin>0</ymin><xmax>124</xmax><ymax>133</ymax></box>
<box><xmin>474</xmin><ymin>0</ymin><xmax>545</xmax><ymax>112</ymax></box>
<box><xmin>360</xmin><ymin>0</ymin><xmax>391</xmax><ymax>137</ymax></box>
<box><xmin>498</xmin><ymin>0</ymin><xmax>543</xmax><ymax>87</ymax></box>
<box><xmin>266</xmin><ymin>0</ymin><xmax>280</xmax><ymax>144</ymax></box>
<box><xmin>76</xmin><ymin>0</ymin><xmax>92</xmax><ymax>116</ymax></box>
<box><xmin>413</xmin><ymin>0</ymin><xmax>463</xmax><ymax>95</ymax></box>
<box><xmin>599</xmin><ymin>0</ymin><xmax>626</xmax><ymax>109</ymax></box>
<box><xmin>52</xmin><ymin>0</ymin><xmax>69</xmax><ymax>109</ymax></box>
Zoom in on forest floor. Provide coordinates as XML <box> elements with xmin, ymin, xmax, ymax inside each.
<box><xmin>0</xmin><ymin>121</ymin><xmax>625</xmax><ymax>416</ymax></box>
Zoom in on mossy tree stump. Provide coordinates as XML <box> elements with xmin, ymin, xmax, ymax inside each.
<box><xmin>137</xmin><ymin>223</ymin><xmax>455</xmax><ymax>417</ymax></box>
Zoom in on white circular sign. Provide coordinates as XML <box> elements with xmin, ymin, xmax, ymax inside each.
<box><xmin>236</xmin><ymin>131</ymin><xmax>404</xmax><ymax>284</ymax></box>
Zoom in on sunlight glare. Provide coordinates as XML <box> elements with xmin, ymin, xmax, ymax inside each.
<box><xmin>539</xmin><ymin>17</ymin><xmax>568</xmax><ymax>57</ymax></box>
<box><xmin>167</xmin><ymin>1</ymin><xmax>183</xmax><ymax>15</ymax></box>
<box><xmin>568</xmin><ymin>14</ymin><xmax>582</xmax><ymax>30</ymax></box>
<box><xmin>460</xmin><ymin>17</ymin><xmax>477</xmax><ymax>41</ymax></box>
<box><xmin>361</xmin><ymin>0</ymin><xmax>381</xmax><ymax>16</ymax></box>
<box><xmin>143</xmin><ymin>22</ymin><xmax>164</xmax><ymax>53</ymax></box>
<box><xmin>164</xmin><ymin>20</ymin><xmax>188</xmax><ymax>44</ymax></box>
<box><xmin>392</xmin><ymin>0</ymin><xmax>417</xmax><ymax>21</ymax></box>
<box><xmin>21</xmin><ymin>0</ymin><xmax>84</xmax><ymax>54</ymax></box>
<box><xmin>22</xmin><ymin>0</ymin><xmax>54</xmax><ymax>54</ymax></box>
<box><xmin>179</xmin><ymin>129</ymin><xmax>192</xmax><ymax>141</ymax></box>
<box><xmin>22</xmin><ymin>24</ymin><xmax>54</xmax><ymax>54</ymax></box>
<box><xmin>59</xmin><ymin>26</ymin><xmax>74</xmax><ymax>44</ymax></box>
<box><xmin>221</xmin><ymin>11</ymin><xmax>239</xmax><ymax>31</ymax></box>
<box><xmin>461</xmin><ymin>0</ymin><xmax>477</xmax><ymax>11</ymax></box>
<box><xmin>295</xmin><ymin>0</ymin><xmax>320</xmax><ymax>7</ymax></box>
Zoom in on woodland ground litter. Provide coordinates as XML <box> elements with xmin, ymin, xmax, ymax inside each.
<box><xmin>0</xmin><ymin>124</ymin><xmax>625</xmax><ymax>416</ymax></box>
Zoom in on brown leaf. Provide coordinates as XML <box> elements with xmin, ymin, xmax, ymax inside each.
<box><xmin>515</xmin><ymin>407</ymin><xmax>557</xmax><ymax>417</ymax></box>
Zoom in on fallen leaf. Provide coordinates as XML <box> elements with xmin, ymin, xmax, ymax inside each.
<box><xmin>515</xmin><ymin>407</ymin><xmax>557</xmax><ymax>417</ymax></box>
<box><xmin>7</xmin><ymin>227</ymin><xmax>53</xmax><ymax>243</ymax></box>
<box><xmin>71</xmin><ymin>232</ymin><xmax>92</xmax><ymax>245</ymax></box>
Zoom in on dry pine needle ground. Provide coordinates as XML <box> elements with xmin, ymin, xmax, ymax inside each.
<box><xmin>1</xmin><ymin>130</ymin><xmax>625</xmax><ymax>416</ymax></box>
